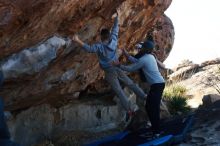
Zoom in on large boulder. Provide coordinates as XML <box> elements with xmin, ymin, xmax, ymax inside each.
<box><xmin>0</xmin><ymin>0</ymin><xmax>174</xmax><ymax>111</ymax></box>
<box><xmin>7</xmin><ymin>102</ymin><xmax>124</xmax><ymax>146</ymax></box>
<box><xmin>202</xmin><ymin>94</ymin><xmax>220</xmax><ymax>107</ymax></box>
<box><xmin>0</xmin><ymin>1</ymin><xmax>175</xmax><ymax>145</ymax></box>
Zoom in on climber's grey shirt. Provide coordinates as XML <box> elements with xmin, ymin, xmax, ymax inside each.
<box><xmin>82</xmin><ymin>16</ymin><xmax>119</xmax><ymax>69</ymax></box>
<box><xmin>120</xmin><ymin>54</ymin><xmax>165</xmax><ymax>85</ymax></box>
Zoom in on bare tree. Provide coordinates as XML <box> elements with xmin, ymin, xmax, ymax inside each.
<box><xmin>201</xmin><ymin>65</ymin><xmax>220</xmax><ymax>94</ymax></box>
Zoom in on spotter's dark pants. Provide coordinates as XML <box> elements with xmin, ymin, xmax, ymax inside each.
<box><xmin>145</xmin><ymin>83</ymin><xmax>165</xmax><ymax>133</ymax></box>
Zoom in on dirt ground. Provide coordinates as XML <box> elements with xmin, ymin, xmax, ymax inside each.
<box><xmin>178</xmin><ymin>101</ymin><xmax>220</xmax><ymax>146</ymax></box>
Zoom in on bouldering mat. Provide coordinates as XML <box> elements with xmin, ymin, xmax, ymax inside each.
<box><xmin>85</xmin><ymin>114</ymin><xmax>194</xmax><ymax>146</ymax></box>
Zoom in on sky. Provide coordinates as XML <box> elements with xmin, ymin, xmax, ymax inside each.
<box><xmin>164</xmin><ymin>0</ymin><xmax>220</xmax><ymax>68</ymax></box>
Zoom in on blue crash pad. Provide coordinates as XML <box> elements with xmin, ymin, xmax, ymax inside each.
<box><xmin>85</xmin><ymin>114</ymin><xmax>194</xmax><ymax>146</ymax></box>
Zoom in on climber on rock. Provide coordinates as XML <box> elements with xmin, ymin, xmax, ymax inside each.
<box><xmin>71</xmin><ymin>9</ymin><xmax>146</xmax><ymax>125</ymax></box>
<box><xmin>112</xmin><ymin>40</ymin><xmax>166</xmax><ymax>137</ymax></box>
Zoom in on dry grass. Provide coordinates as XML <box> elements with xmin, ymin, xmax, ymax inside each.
<box><xmin>163</xmin><ymin>83</ymin><xmax>191</xmax><ymax>115</ymax></box>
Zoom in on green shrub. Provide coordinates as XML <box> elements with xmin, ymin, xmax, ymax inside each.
<box><xmin>163</xmin><ymin>85</ymin><xmax>187</xmax><ymax>99</ymax></box>
<box><xmin>163</xmin><ymin>84</ymin><xmax>190</xmax><ymax>115</ymax></box>
<box><xmin>166</xmin><ymin>96</ymin><xmax>190</xmax><ymax>115</ymax></box>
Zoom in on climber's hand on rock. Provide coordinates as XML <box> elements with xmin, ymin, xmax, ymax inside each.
<box><xmin>112</xmin><ymin>8</ymin><xmax>120</xmax><ymax>19</ymax></box>
<box><xmin>72</xmin><ymin>34</ymin><xmax>84</xmax><ymax>47</ymax></box>
<box><xmin>111</xmin><ymin>13</ymin><xmax>117</xmax><ymax>20</ymax></box>
<box><xmin>72</xmin><ymin>35</ymin><xmax>79</xmax><ymax>42</ymax></box>
<box><xmin>116</xmin><ymin>9</ymin><xmax>120</xmax><ymax>17</ymax></box>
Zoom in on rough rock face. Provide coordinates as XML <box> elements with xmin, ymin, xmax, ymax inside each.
<box><xmin>168</xmin><ymin>59</ymin><xmax>220</xmax><ymax>108</ymax></box>
<box><xmin>178</xmin><ymin>100</ymin><xmax>220</xmax><ymax>146</ymax></box>
<box><xmin>169</xmin><ymin>58</ymin><xmax>220</xmax><ymax>82</ymax></box>
<box><xmin>7</xmin><ymin>102</ymin><xmax>123</xmax><ymax>146</ymax></box>
<box><xmin>0</xmin><ymin>0</ymin><xmax>174</xmax><ymax>112</ymax></box>
<box><xmin>28</xmin><ymin>96</ymin><xmax>220</xmax><ymax>146</ymax></box>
